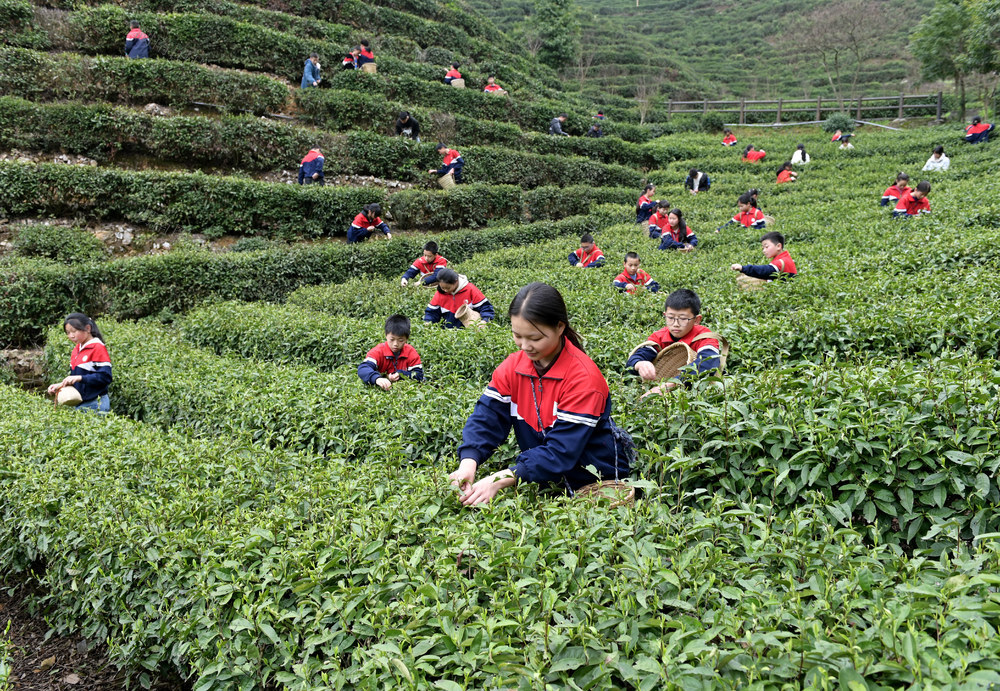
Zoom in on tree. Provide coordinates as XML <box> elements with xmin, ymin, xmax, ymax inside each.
<box><xmin>634</xmin><ymin>71</ymin><xmax>665</xmax><ymax>125</ymax></box>
<box><xmin>964</xmin><ymin>0</ymin><xmax>1000</xmax><ymax>114</ymax></box>
<box><xmin>531</xmin><ymin>0</ymin><xmax>579</xmax><ymax>71</ymax></box>
<box><xmin>910</xmin><ymin>0</ymin><xmax>972</xmax><ymax>119</ymax></box>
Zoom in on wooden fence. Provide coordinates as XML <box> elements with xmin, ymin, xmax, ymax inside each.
<box><xmin>665</xmin><ymin>93</ymin><xmax>943</xmax><ymax>124</ymax></box>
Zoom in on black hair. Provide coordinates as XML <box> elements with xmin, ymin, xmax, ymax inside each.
<box><xmin>737</xmin><ymin>192</ymin><xmax>754</xmax><ymax>206</ymax></box>
<box><xmin>309</xmin><ymin>52</ymin><xmax>318</xmax><ymax>59</ymax></box>
<box><xmin>360</xmin><ymin>39</ymin><xmax>370</xmax><ymax>48</ymax></box>
<box><xmin>664</xmin><ymin>289</ymin><xmax>701</xmax><ymax>316</ymax></box>
<box><xmin>423</xmin><ymin>240</ymin><xmax>438</xmax><ymax>254</ymax></box>
<box><xmin>363</xmin><ymin>203</ymin><xmax>381</xmax><ymax>217</ymax></box>
<box><xmin>643</xmin><ymin>183</ymin><xmax>655</xmax><ymax>193</ymax></box>
<box><xmin>451</xmin><ymin>62</ymin><xmax>460</xmax><ymax>69</ymax></box>
<box><xmin>655</xmin><ymin>199</ymin><xmax>671</xmax><ymax>211</ymax></box>
<box><xmin>746</xmin><ymin>188</ymin><xmax>760</xmax><ymax>208</ymax></box>
<box><xmin>580</xmin><ymin>233</ymin><xmax>594</xmax><ymax>244</ymax></box>
<box><xmin>384</xmin><ymin>314</ymin><xmax>411</xmax><ymax>338</ymax></box>
<box><xmin>487</xmin><ymin>74</ymin><xmax>496</xmax><ymax>80</ymax></box>
<box><xmin>130</xmin><ymin>20</ymin><xmax>140</xmax><ymax>28</ymax></box>
<box><xmin>776</xmin><ymin>161</ymin><xmax>793</xmax><ymax>175</ymax></box>
<box><xmin>435</xmin><ymin>142</ymin><xmax>448</xmax><ymax>151</ymax></box>
<box><xmin>743</xmin><ymin>144</ymin><xmax>754</xmax><ymax>156</ymax></box>
<box><xmin>398</xmin><ymin>111</ymin><xmax>410</xmax><ymax>120</ymax></box>
<box><xmin>895</xmin><ymin>172</ymin><xmax>910</xmax><ymax>184</ymax></box>
<box><xmin>437</xmin><ymin>268</ymin><xmax>459</xmax><ymax>285</ymax></box>
<box><xmin>508</xmin><ymin>282</ymin><xmax>583</xmax><ymax>352</ymax></box>
<box><xmin>972</xmin><ymin>116</ymin><xmax>981</xmax><ymax>124</ymax></box>
<box><xmin>558</xmin><ymin>113</ymin><xmax>568</xmax><ymax>119</ymax></box>
<box><xmin>624</xmin><ymin>251</ymin><xmax>640</xmax><ymax>261</ymax></box>
<box><xmin>761</xmin><ymin>231</ymin><xmax>784</xmax><ymax>246</ymax></box>
<box><xmin>933</xmin><ymin>145</ymin><xmax>944</xmax><ymax>155</ymax></box>
<box><xmin>64</xmin><ymin>313</ymin><xmax>104</xmax><ymax>341</ymax></box>
<box><xmin>667</xmin><ymin>208</ymin><xmax>689</xmax><ymax>242</ymax></box>
<box><xmin>915</xmin><ymin>180</ymin><xmax>931</xmax><ymax>194</ymax></box>
<box><xmin>688</xmin><ymin>168</ymin><xmax>699</xmax><ymax>178</ymax></box>
<box><xmin>724</xmin><ymin>128</ymin><xmax>732</xmax><ymax>135</ymax></box>
<box><xmin>796</xmin><ymin>143</ymin><xmax>807</xmax><ymax>159</ymax></box>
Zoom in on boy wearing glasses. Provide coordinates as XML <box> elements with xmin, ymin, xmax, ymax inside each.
<box><xmin>626</xmin><ymin>289</ymin><xmax>721</xmax><ymax>394</ymax></box>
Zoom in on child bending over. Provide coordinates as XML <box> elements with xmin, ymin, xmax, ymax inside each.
<box><xmin>358</xmin><ymin>315</ymin><xmax>424</xmax><ymax>390</ymax></box>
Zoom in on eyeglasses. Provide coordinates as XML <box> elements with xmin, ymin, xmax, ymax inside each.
<box><xmin>664</xmin><ymin>315</ymin><xmax>693</xmax><ymax>324</ymax></box>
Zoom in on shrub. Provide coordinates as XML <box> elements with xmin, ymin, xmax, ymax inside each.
<box><xmin>824</xmin><ymin>113</ymin><xmax>855</xmax><ymax>133</ymax></box>
<box><xmin>11</xmin><ymin>223</ymin><xmax>107</xmax><ymax>263</ymax></box>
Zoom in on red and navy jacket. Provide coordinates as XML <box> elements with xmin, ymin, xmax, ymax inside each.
<box><xmin>831</xmin><ymin>132</ymin><xmax>844</xmax><ymax>142</ymax></box>
<box><xmin>357</xmin><ymin>47</ymin><xmax>375</xmax><ymax>65</ymax></box>
<box><xmin>341</xmin><ymin>53</ymin><xmax>357</xmax><ymax>69</ymax></box>
<box><xmin>892</xmin><ymin>191</ymin><xmax>930</xmax><ymax>217</ymax></box>
<box><xmin>124</xmin><ymin>27</ymin><xmax>149</xmax><ymax>59</ymax></box>
<box><xmin>613</xmin><ymin>269</ymin><xmax>659</xmax><ymax>293</ymax></box>
<box><xmin>483</xmin><ymin>83</ymin><xmax>503</xmax><ymax>92</ymax></box>
<box><xmin>722</xmin><ymin>133</ymin><xmax>738</xmax><ymax>146</ymax></box>
<box><xmin>626</xmin><ymin>324</ymin><xmax>720</xmax><ymax>376</ymax></box>
<box><xmin>297</xmin><ymin>149</ymin><xmax>324</xmax><ymax>184</ymax></box>
<box><xmin>740</xmin><ymin>249</ymin><xmax>797</xmax><ymax>280</ymax></box>
<box><xmin>444</xmin><ymin>68</ymin><xmax>462</xmax><ymax>83</ymax></box>
<box><xmin>743</xmin><ymin>149</ymin><xmax>767</xmax><ymax>162</ymax></box>
<box><xmin>965</xmin><ymin>122</ymin><xmax>994</xmax><ymax>143</ymax></box>
<box><xmin>776</xmin><ymin>169</ymin><xmax>795</xmax><ymax>184</ymax></box>
<box><xmin>732</xmin><ymin>207</ymin><xmax>766</xmax><ymax>230</ymax></box>
<box><xmin>457</xmin><ymin>339</ymin><xmax>630</xmax><ymax>490</ymax></box>
<box><xmin>568</xmin><ymin>245</ymin><xmax>605</xmax><ymax>268</ymax></box>
<box><xmin>636</xmin><ymin>194</ymin><xmax>657</xmax><ymax>224</ymax></box>
<box><xmin>647</xmin><ymin>211</ymin><xmax>671</xmax><ymax>239</ymax></box>
<box><xmin>880</xmin><ymin>183</ymin><xmax>910</xmax><ymax>207</ymax></box>
<box><xmin>357</xmin><ymin>342</ymin><xmax>423</xmax><ymax>384</ymax></box>
<box><xmin>349</xmin><ymin>211</ymin><xmax>390</xmax><ymax>237</ymax></box>
<box><xmin>433</xmin><ymin>148</ymin><xmax>464</xmax><ymax>176</ymax></box>
<box><xmin>69</xmin><ymin>338</ymin><xmax>112</xmax><ymax>402</ymax></box>
<box><xmin>424</xmin><ymin>275</ymin><xmax>495</xmax><ymax>328</ymax></box>
<box><xmin>402</xmin><ymin>253</ymin><xmax>448</xmax><ymax>281</ymax></box>
<box><xmin>657</xmin><ymin>224</ymin><xmax>697</xmax><ymax>250</ymax></box>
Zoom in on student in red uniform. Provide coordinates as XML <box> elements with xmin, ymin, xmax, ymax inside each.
<box><xmin>483</xmin><ymin>75</ymin><xmax>505</xmax><ymax>93</ymax></box>
<box><xmin>613</xmin><ymin>252</ymin><xmax>660</xmax><ymax>294</ymax></box>
<box><xmin>444</xmin><ymin>63</ymin><xmax>462</xmax><ymax>84</ymax></box>
<box><xmin>347</xmin><ymin>203</ymin><xmax>392</xmax><ymax>243</ymax></box>
<box><xmin>776</xmin><ymin>161</ymin><xmax>798</xmax><ymax>184</ymax></box>
<box><xmin>656</xmin><ymin>208</ymin><xmax>697</xmax><ymax>251</ymax></box>
<box><xmin>880</xmin><ymin>172</ymin><xmax>910</xmax><ymax>207</ymax></box>
<box><xmin>401</xmin><ymin>240</ymin><xmax>448</xmax><ymax>286</ymax></box>
<box><xmin>47</xmin><ymin>313</ymin><xmax>113</xmax><ymax>414</ymax></box>
<box><xmin>356</xmin><ymin>40</ymin><xmax>375</xmax><ymax>66</ymax></box>
<box><xmin>357</xmin><ymin>315</ymin><xmax>423</xmax><ymax>390</ymax></box>
<box><xmin>627</xmin><ymin>289</ymin><xmax>721</xmax><ymax>396</ymax></box>
<box><xmin>124</xmin><ymin>21</ymin><xmax>149</xmax><ymax>59</ymax></box>
<box><xmin>892</xmin><ymin>180</ymin><xmax>931</xmax><ymax>218</ymax></box>
<box><xmin>646</xmin><ymin>200</ymin><xmax>673</xmax><ymax>239</ymax></box>
<box><xmin>722</xmin><ymin>129</ymin><xmax>738</xmax><ymax>146</ymax></box>
<box><xmin>341</xmin><ymin>47</ymin><xmax>359</xmax><ymax>69</ymax></box>
<box><xmin>568</xmin><ymin>233</ymin><xmax>605</xmax><ymax>268</ymax></box>
<box><xmin>964</xmin><ymin>116</ymin><xmax>994</xmax><ymax>144</ymax></box>
<box><xmin>297</xmin><ymin>148</ymin><xmax>324</xmax><ymax>185</ymax></box>
<box><xmin>742</xmin><ymin>144</ymin><xmax>767</xmax><ymax>162</ymax></box>
<box><xmin>427</xmin><ymin>143</ymin><xmax>464</xmax><ymax>183</ymax></box>
<box><xmin>832</xmin><ymin>130</ymin><xmax>854</xmax><ymax>149</ymax></box>
<box><xmin>717</xmin><ymin>192</ymin><xmax>766</xmax><ymax>232</ymax></box>
<box><xmin>730</xmin><ymin>231</ymin><xmax>797</xmax><ymax>281</ymax></box>
<box><xmin>449</xmin><ymin>282</ymin><xmax>633</xmax><ymax>505</ymax></box>
<box><xmin>635</xmin><ymin>184</ymin><xmax>659</xmax><ymax>224</ymax></box>
<box><xmin>424</xmin><ymin>268</ymin><xmax>495</xmax><ymax>328</ymax></box>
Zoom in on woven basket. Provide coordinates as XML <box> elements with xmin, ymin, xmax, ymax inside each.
<box><xmin>576</xmin><ymin>481</ymin><xmax>635</xmax><ymax>508</ymax></box>
<box><xmin>450</xmin><ymin>78</ymin><xmax>465</xmax><ymax>89</ymax></box>
<box><xmin>762</xmin><ymin>214</ymin><xmax>776</xmax><ymax>226</ymax></box>
<box><xmin>438</xmin><ymin>172</ymin><xmax>456</xmax><ymax>190</ymax></box>
<box><xmin>653</xmin><ymin>341</ymin><xmax>695</xmax><ymax>380</ymax></box>
<box><xmin>737</xmin><ymin>273</ymin><xmax>768</xmax><ymax>291</ymax></box>
<box><xmin>56</xmin><ymin>385</ymin><xmax>83</xmax><ymax>406</ymax></box>
<box><xmin>360</xmin><ymin>62</ymin><xmax>377</xmax><ymax>74</ymax></box>
<box><xmin>419</xmin><ymin>272</ymin><xmax>439</xmax><ymax>287</ymax></box>
<box><xmin>454</xmin><ymin>303</ymin><xmax>482</xmax><ymax>326</ymax></box>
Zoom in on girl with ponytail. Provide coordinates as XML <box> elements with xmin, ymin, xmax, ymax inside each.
<box><xmin>47</xmin><ymin>313</ymin><xmax>112</xmax><ymax>413</ymax></box>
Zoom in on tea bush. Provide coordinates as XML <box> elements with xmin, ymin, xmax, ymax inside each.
<box><xmin>11</xmin><ymin>223</ymin><xmax>108</xmax><ymax>264</ymax></box>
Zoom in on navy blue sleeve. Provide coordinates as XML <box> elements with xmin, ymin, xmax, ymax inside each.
<box><xmin>658</xmin><ymin>235</ymin><xmax>684</xmax><ymax>250</ymax></box>
<box><xmin>741</xmin><ymin>263</ymin><xmax>777</xmax><ymax>280</ymax></box>
<box><xmin>403</xmin><ymin>365</ymin><xmax>424</xmax><ymax>381</ymax></box>
<box><xmin>684</xmin><ymin>175</ymin><xmax>693</xmax><ymax>190</ymax></box>
<box><xmin>891</xmin><ymin>210</ymin><xmax>909</xmax><ymax>219</ymax></box>
<box><xmin>457</xmin><ymin>393</ymin><xmax>513</xmax><ymax>464</ymax></box>
<box><xmin>376</xmin><ymin>221</ymin><xmax>391</xmax><ymax>236</ymax></box>
<box><xmin>626</xmin><ymin>344</ymin><xmax>658</xmax><ymax>370</ymax></box>
<box><xmin>586</xmin><ymin>256</ymin><xmax>605</xmax><ymax>268</ymax></box>
<box><xmin>124</xmin><ymin>38</ymin><xmax>134</xmax><ymax>54</ymax></box>
<box><xmin>421</xmin><ymin>268</ymin><xmax>442</xmax><ymax>285</ymax></box>
<box><xmin>687</xmin><ymin>234</ymin><xmax>698</xmax><ymax>247</ymax></box>
<box><xmin>879</xmin><ymin>197</ymin><xmax>890</xmax><ymax>207</ymax></box>
<box><xmin>703</xmin><ymin>175</ymin><xmax>711</xmax><ymax>189</ymax></box>
<box><xmin>613</xmin><ymin>278</ymin><xmax>629</xmax><ymax>291</ymax></box>
<box><xmin>424</xmin><ymin>304</ymin><xmax>441</xmax><ymax>323</ymax></box>
<box><xmin>477</xmin><ymin>300</ymin><xmax>496</xmax><ymax>322</ymax></box>
<box><xmin>647</xmin><ymin>225</ymin><xmax>662</xmax><ymax>239</ymax></box>
<box><xmin>568</xmin><ymin>251</ymin><xmax>579</xmax><ymax>266</ymax></box>
<box><xmin>357</xmin><ymin>361</ymin><xmax>381</xmax><ymax>385</ymax></box>
<box><xmin>647</xmin><ymin>280</ymin><xmax>660</xmax><ymax>293</ymax></box>
<box><xmin>402</xmin><ymin>265</ymin><xmax>419</xmax><ymax>280</ymax></box>
<box><xmin>297</xmin><ymin>167</ymin><xmax>305</xmax><ymax>184</ymax></box>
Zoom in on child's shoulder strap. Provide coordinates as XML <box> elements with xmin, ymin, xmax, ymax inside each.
<box><xmin>689</xmin><ymin>330</ymin><xmax>730</xmax><ymax>370</ymax></box>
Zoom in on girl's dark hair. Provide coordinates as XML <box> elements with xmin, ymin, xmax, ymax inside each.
<box><xmin>688</xmin><ymin>168</ymin><xmax>698</xmax><ymax>178</ymax></box>
<box><xmin>895</xmin><ymin>171</ymin><xmax>909</xmax><ymax>184</ymax></box>
<box><xmin>364</xmin><ymin>203</ymin><xmax>381</xmax><ymax>216</ymax></box>
<box><xmin>360</xmin><ymin>39</ymin><xmax>370</xmax><ymax>48</ymax></box>
<box><xmin>451</xmin><ymin>62</ymin><xmax>459</xmax><ymax>68</ymax></box>
<box><xmin>972</xmin><ymin>116</ymin><xmax>981</xmax><ymax>124</ymax></box>
<box><xmin>64</xmin><ymin>313</ymin><xmax>104</xmax><ymax>341</ymax></box>
<box><xmin>437</xmin><ymin>268</ymin><xmax>459</xmax><ymax>284</ymax></box>
<box><xmin>776</xmin><ymin>161</ymin><xmax>792</xmax><ymax>175</ymax></box>
<box><xmin>933</xmin><ymin>145</ymin><xmax>944</xmax><ymax>155</ymax></box>
<box><xmin>643</xmin><ymin>183</ymin><xmax>655</xmax><ymax>193</ymax></box>
<box><xmin>743</xmin><ymin>145</ymin><xmax>754</xmax><ymax>156</ymax></box>
<box><xmin>656</xmin><ymin>199</ymin><xmax>671</xmax><ymax>210</ymax></box>
<box><xmin>508</xmin><ymin>282</ymin><xmax>583</xmax><ymax>352</ymax></box>
<box><xmin>435</xmin><ymin>142</ymin><xmax>448</xmax><ymax>150</ymax></box>
<box><xmin>737</xmin><ymin>192</ymin><xmax>754</xmax><ymax>206</ymax></box>
<box><xmin>668</xmin><ymin>208</ymin><xmax>688</xmax><ymax>242</ymax></box>
<box><xmin>916</xmin><ymin>180</ymin><xmax>931</xmax><ymax>194</ymax></box>
<box><xmin>724</xmin><ymin>128</ymin><xmax>732</xmax><ymax>135</ymax></box>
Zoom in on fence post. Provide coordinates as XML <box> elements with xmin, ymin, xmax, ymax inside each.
<box><xmin>776</xmin><ymin>98</ymin><xmax>783</xmax><ymax>123</ymax></box>
<box><xmin>739</xmin><ymin>98</ymin><xmax>745</xmax><ymax>125</ymax></box>
<box><xmin>936</xmin><ymin>91</ymin><xmax>943</xmax><ymax>121</ymax></box>
<box><xmin>898</xmin><ymin>92</ymin><xmax>904</xmax><ymax>119</ymax></box>
<box><xmin>703</xmin><ymin>99</ymin><xmax>708</xmax><ymax>114</ymax></box>
<box><xmin>815</xmin><ymin>97</ymin><xmax>821</xmax><ymax>121</ymax></box>
<box><xmin>667</xmin><ymin>99</ymin><xmax>673</xmax><ymax>116</ymax></box>
<box><xmin>856</xmin><ymin>97</ymin><xmax>862</xmax><ymax>120</ymax></box>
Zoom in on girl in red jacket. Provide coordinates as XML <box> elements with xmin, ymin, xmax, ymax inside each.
<box><xmin>742</xmin><ymin>145</ymin><xmax>766</xmax><ymax>162</ymax></box>
<box><xmin>449</xmin><ymin>283</ymin><xmax>633</xmax><ymax>505</ymax></box>
<box><xmin>776</xmin><ymin>161</ymin><xmax>798</xmax><ymax>183</ymax></box>
<box><xmin>48</xmin><ymin>313</ymin><xmax>113</xmax><ymax>413</ymax></box>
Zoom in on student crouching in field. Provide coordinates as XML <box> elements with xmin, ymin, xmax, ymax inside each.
<box><xmin>722</xmin><ymin>129</ymin><xmax>737</xmax><ymax>146</ymax></box>
<box><xmin>730</xmin><ymin>231</ymin><xmax>797</xmax><ymax>287</ymax></box>
<box><xmin>428</xmin><ymin>143</ymin><xmax>464</xmax><ymax>184</ymax></box>
<box><xmin>297</xmin><ymin>148</ymin><xmax>324</xmax><ymax>185</ymax></box>
<box><xmin>401</xmin><ymin>241</ymin><xmax>448</xmax><ymax>286</ymax></box>
<box><xmin>654</xmin><ymin>208</ymin><xmax>697</xmax><ymax>252</ymax></box>
<box><xmin>124</xmin><ymin>21</ymin><xmax>149</xmax><ymax>59</ymax></box>
<box><xmin>341</xmin><ymin>47</ymin><xmax>359</xmax><ymax>69</ymax></box>
<box><xmin>880</xmin><ymin>172</ymin><xmax>911</xmax><ymax>207</ymax></box>
<box><xmin>892</xmin><ymin>181</ymin><xmax>931</xmax><ymax>218</ymax></box>
<box><xmin>613</xmin><ymin>253</ymin><xmax>659</xmax><ymax>294</ymax></box>
<box><xmin>48</xmin><ymin>313</ymin><xmax>112</xmax><ymax>414</ymax></box>
<box><xmin>717</xmin><ymin>192</ymin><xmax>766</xmax><ymax>232</ymax></box>
<box><xmin>776</xmin><ymin>161</ymin><xmax>798</xmax><ymax>184</ymax></box>
<box><xmin>790</xmin><ymin>143</ymin><xmax>810</xmax><ymax>165</ymax></box>
<box><xmin>348</xmin><ymin>203</ymin><xmax>392</xmax><ymax>243</ymax></box>
<box><xmin>742</xmin><ymin>145</ymin><xmax>766</xmax><ymax>162</ymax></box>
<box><xmin>395</xmin><ymin>112</ymin><xmax>420</xmax><ymax>141</ymax></box>
<box><xmin>626</xmin><ymin>289</ymin><xmax>721</xmax><ymax>397</ymax></box>
<box><xmin>965</xmin><ymin>116</ymin><xmax>994</xmax><ymax>144</ymax></box>
<box><xmin>684</xmin><ymin>168</ymin><xmax>710</xmax><ymax>195</ymax></box>
<box><xmin>358</xmin><ymin>315</ymin><xmax>423</xmax><ymax>390</ymax></box>
<box><xmin>568</xmin><ymin>234</ymin><xmax>605</xmax><ymax>268</ymax></box>
<box><xmin>449</xmin><ymin>282</ymin><xmax>633</xmax><ymax>505</ymax></box>
<box><xmin>424</xmin><ymin>269</ymin><xmax>495</xmax><ymax>328</ymax></box>
<box><xmin>636</xmin><ymin>184</ymin><xmax>658</xmax><ymax>224</ymax></box>
<box><xmin>923</xmin><ymin>146</ymin><xmax>949</xmax><ymax>171</ymax></box>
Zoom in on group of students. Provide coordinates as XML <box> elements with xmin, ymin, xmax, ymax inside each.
<box><xmin>442</xmin><ymin>64</ymin><xmax>508</xmax><ymax>94</ymax></box>
<box><xmin>295</xmin><ymin>141</ymin><xmax>464</xmax><ymax>190</ymax></box>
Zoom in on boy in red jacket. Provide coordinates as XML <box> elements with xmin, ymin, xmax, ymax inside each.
<box><xmin>428</xmin><ymin>143</ymin><xmax>464</xmax><ymax>183</ymax></box>
<box><xmin>892</xmin><ymin>181</ymin><xmax>931</xmax><ymax>218</ymax></box>
<box><xmin>568</xmin><ymin>233</ymin><xmax>605</xmax><ymax>268</ymax></box>
<box><xmin>730</xmin><ymin>231</ymin><xmax>797</xmax><ymax>282</ymax></box>
<box><xmin>613</xmin><ymin>253</ymin><xmax>660</xmax><ymax>294</ymax></box>
<box><xmin>424</xmin><ymin>269</ymin><xmax>495</xmax><ymax>328</ymax></box>
<box><xmin>401</xmin><ymin>240</ymin><xmax>448</xmax><ymax>286</ymax></box>
<box><xmin>357</xmin><ymin>315</ymin><xmax>423</xmax><ymax>390</ymax></box>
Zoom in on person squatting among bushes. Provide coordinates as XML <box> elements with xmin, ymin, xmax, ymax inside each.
<box><xmin>449</xmin><ymin>282</ymin><xmax>632</xmax><ymax>506</ymax></box>
<box><xmin>124</xmin><ymin>21</ymin><xmax>149</xmax><ymax>59</ymax></box>
<box><xmin>48</xmin><ymin>313</ymin><xmax>113</xmax><ymax>414</ymax></box>
<box><xmin>613</xmin><ymin>253</ymin><xmax>660</xmax><ymax>294</ymax></box>
<box><xmin>568</xmin><ymin>234</ymin><xmax>605</xmax><ymax>268</ymax></box>
<box><xmin>395</xmin><ymin>112</ymin><xmax>421</xmax><ymax>141</ymax></box>
<box><xmin>301</xmin><ymin>53</ymin><xmax>321</xmax><ymax>88</ymax></box>
<box><xmin>424</xmin><ymin>269</ymin><xmax>495</xmax><ymax>328</ymax></box>
<box><xmin>401</xmin><ymin>241</ymin><xmax>448</xmax><ymax>286</ymax></box>
<box><xmin>636</xmin><ymin>184</ymin><xmax>658</xmax><ymax>224</ymax></box>
<box><xmin>892</xmin><ymin>181</ymin><xmax>931</xmax><ymax>218</ymax></box>
<box><xmin>880</xmin><ymin>172</ymin><xmax>911</xmax><ymax>207</ymax></box>
<box><xmin>428</xmin><ymin>144</ymin><xmax>464</xmax><ymax>183</ymax></box>
<box><xmin>348</xmin><ymin>204</ymin><xmax>392</xmax><ymax>243</ymax></box>
<box><xmin>730</xmin><ymin>231</ymin><xmax>798</xmax><ymax>281</ymax></box>
<box><xmin>654</xmin><ymin>208</ymin><xmax>697</xmax><ymax>252</ymax></box>
<box><xmin>357</xmin><ymin>315</ymin><xmax>424</xmax><ymax>390</ymax></box>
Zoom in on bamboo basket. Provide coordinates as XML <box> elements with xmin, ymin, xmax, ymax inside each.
<box><xmin>361</xmin><ymin>62</ymin><xmax>377</xmax><ymax>74</ymax></box>
<box><xmin>438</xmin><ymin>171</ymin><xmax>456</xmax><ymax>190</ymax></box>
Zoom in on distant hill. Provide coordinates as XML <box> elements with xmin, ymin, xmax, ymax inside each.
<box><xmin>469</xmin><ymin>0</ymin><xmax>932</xmax><ymax>101</ymax></box>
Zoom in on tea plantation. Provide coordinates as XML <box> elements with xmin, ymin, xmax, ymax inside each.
<box><xmin>2</xmin><ymin>0</ymin><xmax>1000</xmax><ymax>688</ymax></box>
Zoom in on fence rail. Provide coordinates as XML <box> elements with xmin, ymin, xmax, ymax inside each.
<box><xmin>666</xmin><ymin>93</ymin><xmax>943</xmax><ymax>124</ymax></box>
